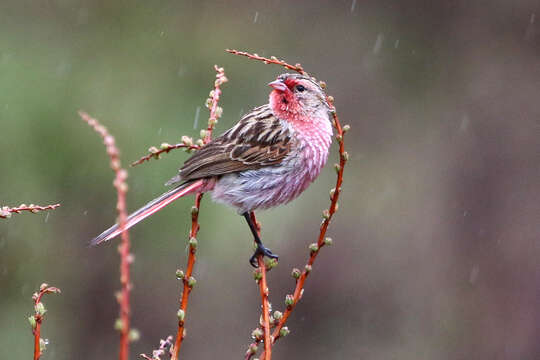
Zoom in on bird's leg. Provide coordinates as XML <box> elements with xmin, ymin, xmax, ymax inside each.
<box><xmin>243</xmin><ymin>212</ymin><xmax>279</xmax><ymax>267</ymax></box>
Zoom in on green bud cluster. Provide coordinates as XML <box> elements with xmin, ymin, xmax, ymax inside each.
<box><xmin>285</xmin><ymin>294</ymin><xmax>294</xmax><ymax>307</ymax></box>
<box><xmin>175</xmin><ymin>269</ymin><xmax>185</xmax><ymax>280</ymax></box>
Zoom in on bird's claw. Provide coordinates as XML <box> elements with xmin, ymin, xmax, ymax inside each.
<box><xmin>249</xmin><ymin>245</ymin><xmax>279</xmax><ymax>268</ymax></box>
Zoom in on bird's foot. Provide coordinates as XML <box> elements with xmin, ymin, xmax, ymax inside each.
<box><xmin>250</xmin><ymin>244</ymin><xmax>279</xmax><ymax>268</ymax></box>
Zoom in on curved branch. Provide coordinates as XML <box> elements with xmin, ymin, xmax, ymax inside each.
<box><xmin>1</xmin><ymin>203</ymin><xmax>60</xmax><ymax>219</ymax></box>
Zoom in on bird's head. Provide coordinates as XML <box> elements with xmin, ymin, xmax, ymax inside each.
<box><xmin>268</xmin><ymin>74</ymin><xmax>329</xmax><ymax>122</ymax></box>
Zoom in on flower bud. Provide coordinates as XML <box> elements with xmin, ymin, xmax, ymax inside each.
<box><xmin>322</xmin><ymin>209</ymin><xmax>330</xmax><ymax>220</ymax></box>
<box><xmin>196</xmin><ymin>139</ymin><xmax>204</xmax><ymax>147</ymax></box>
<box><xmin>39</xmin><ymin>338</ymin><xmax>48</xmax><ymax>353</ymax></box>
<box><xmin>273</xmin><ymin>311</ymin><xmax>283</xmax><ymax>321</ymax></box>
<box><xmin>114</xmin><ymin>318</ymin><xmax>124</xmax><ymax>331</ymax></box>
<box><xmin>265</xmin><ymin>258</ymin><xmax>278</xmax><ymax>269</ymax></box>
<box><xmin>35</xmin><ymin>302</ymin><xmax>46</xmax><ymax>316</ymax></box>
<box><xmin>251</xmin><ymin>328</ymin><xmax>264</xmax><ymax>340</ymax></box>
<box><xmin>279</xmin><ymin>326</ymin><xmax>290</xmax><ymax>337</ymax></box>
<box><xmin>148</xmin><ymin>146</ymin><xmax>159</xmax><ymax>154</ymax></box>
<box><xmin>0</xmin><ymin>208</ymin><xmax>11</xmax><ymax>218</ymax></box>
<box><xmin>128</xmin><ymin>329</ymin><xmax>140</xmax><ymax>342</ymax></box>
<box><xmin>341</xmin><ymin>151</ymin><xmax>349</xmax><ymax>161</ymax></box>
<box><xmin>28</xmin><ymin>315</ymin><xmax>37</xmax><ymax>329</ymax></box>
<box><xmin>285</xmin><ymin>294</ymin><xmax>294</xmax><ymax>307</ymax></box>
<box><xmin>160</xmin><ymin>142</ymin><xmax>171</xmax><ymax>149</ymax></box>
<box><xmin>199</xmin><ymin>129</ymin><xmax>207</xmax><ymax>139</ymax></box>
<box><xmin>175</xmin><ymin>269</ymin><xmax>185</xmax><ymax>280</ymax></box>
<box><xmin>342</xmin><ymin>124</ymin><xmax>351</xmax><ymax>132</ymax></box>
<box><xmin>39</xmin><ymin>283</ymin><xmax>49</xmax><ymax>291</ymax></box>
<box><xmin>309</xmin><ymin>243</ymin><xmax>319</xmax><ymax>254</ymax></box>
<box><xmin>253</xmin><ymin>268</ymin><xmax>262</xmax><ymax>281</ymax></box>
<box><xmin>248</xmin><ymin>343</ymin><xmax>258</xmax><ymax>354</ymax></box>
<box><xmin>305</xmin><ymin>264</ymin><xmax>312</xmax><ymax>273</ymax></box>
<box><xmin>208</xmin><ymin>118</ymin><xmax>217</xmax><ymax>127</ymax></box>
<box><xmin>329</xmin><ymin>188</ymin><xmax>336</xmax><ymax>200</ymax></box>
<box><xmin>181</xmin><ymin>136</ymin><xmax>193</xmax><ymax>146</ymax></box>
<box><xmin>334</xmin><ymin>163</ymin><xmax>341</xmax><ymax>173</ymax></box>
<box><xmin>188</xmin><ymin>237</ymin><xmax>198</xmax><ymax>249</ymax></box>
<box><xmin>190</xmin><ymin>206</ymin><xmax>199</xmax><ymax>215</ymax></box>
<box><xmin>187</xmin><ymin>276</ymin><xmax>197</xmax><ymax>288</ymax></box>
<box><xmin>215</xmin><ymin>106</ymin><xmax>223</xmax><ymax>118</ymax></box>
<box><xmin>324</xmin><ymin>237</ymin><xmax>333</xmax><ymax>246</ymax></box>
<box><xmin>291</xmin><ymin>268</ymin><xmax>301</xmax><ymax>279</ymax></box>
<box><xmin>177</xmin><ymin>309</ymin><xmax>185</xmax><ymax>321</ymax></box>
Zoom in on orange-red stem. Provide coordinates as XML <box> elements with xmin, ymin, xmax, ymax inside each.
<box><xmin>251</xmin><ymin>213</ymin><xmax>272</xmax><ymax>360</ymax></box>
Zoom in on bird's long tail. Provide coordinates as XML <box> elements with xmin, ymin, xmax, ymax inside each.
<box><xmin>90</xmin><ymin>180</ymin><xmax>204</xmax><ymax>246</ymax></box>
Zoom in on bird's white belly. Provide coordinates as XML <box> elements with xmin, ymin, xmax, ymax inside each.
<box><xmin>210</xmin><ymin>151</ymin><xmax>313</xmax><ymax>213</ymax></box>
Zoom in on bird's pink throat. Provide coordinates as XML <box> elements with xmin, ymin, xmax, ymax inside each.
<box><xmin>269</xmin><ymin>90</ymin><xmax>306</xmax><ymax>123</ymax></box>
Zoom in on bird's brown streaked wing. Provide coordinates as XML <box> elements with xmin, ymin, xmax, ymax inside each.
<box><xmin>178</xmin><ymin>105</ymin><xmax>295</xmax><ymax>181</ymax></box>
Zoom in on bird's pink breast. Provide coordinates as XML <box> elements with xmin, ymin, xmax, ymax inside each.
<box><xmin>210</xmin><ymin>115</ymin><xmax>332</xmax><ymax>213</ymax></box>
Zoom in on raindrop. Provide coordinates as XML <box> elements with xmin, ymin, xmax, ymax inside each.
<box><xmin>524</xmin><ymin>13</ymin><xmax>536</xmax><ymax>40</ymax></box>
<box><xmin>253</xmin><ymin>11</ymin><xmax>259</xmax><ymax>23</ymax></box>
<box><xmin>177</xmin><ymin>65</ymin><xmax>187</xmax><ymax>77</ymax></box>
<box><xmin>84</xmin><ymin>210</ymin><xmax>88</xmax><ymax>216</ymax></box>
<box><xmin>158</xmin><ymin>127</ymin><xmax>162</xmax><ymax>136</ymax></box>
<box><xmin>351</xmin><ymin>0</ymin><xmax>357</xmax><ymax>13</ymax></box>
<box><xmin>55</xmin><ymin>61</ymin><xmax>71</xmax><ymax>77</ymax></box>
<box><xmin>193</xmin><ymin>106</ymin><xmax>201</xmax><ymax>129</ymax></box>
<box><xmin>44</xmin><ymin>212</ymin><xmax>50</xmax><ymax>223</ymax></box>
<box><xmin>77</xmin><ymin>8</ymin><xmax>89</xmax><ymax>25</ymax></box>
<box><xmin>460</xmin><ymin>114</ymin><xmax>470</xmax><ymax>132</ymax></box>
<box><xmin>372</xmin><ymin>33</ymin><xmax>384</xmax><ymax>54</ymax></box>
<box><xmin>394</xmin><ymin>39</ymin><xmax>400</xmax><ymax>49</ymax></box>
<box><xmin>469</xmin><ymin>265</ymin><xmax>480</xmax><ymax>285</ymax></box>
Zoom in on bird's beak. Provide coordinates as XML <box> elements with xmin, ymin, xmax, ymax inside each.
<box><xmin>268</xmin><ymin>79</ymin><xmax>288</xmax><ymax>92</ymax></box>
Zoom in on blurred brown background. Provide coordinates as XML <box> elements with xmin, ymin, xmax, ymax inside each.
<box><xmin>1</xmin><ymin>1</ymin><xmax>539</xmax><ymax>359</ymax></box>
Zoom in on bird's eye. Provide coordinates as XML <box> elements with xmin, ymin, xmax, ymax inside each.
<box><xmin>295</xmin><ymin>85</ymin><xmax>305</xmax><ymax>92</ymax></box>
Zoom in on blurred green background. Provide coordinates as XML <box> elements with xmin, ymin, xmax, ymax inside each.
<box><xmin>1</xmin><ymin>1</ymin><xmax>539</xmax><ymax>359</ymax></box>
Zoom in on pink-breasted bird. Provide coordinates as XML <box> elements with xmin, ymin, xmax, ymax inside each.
<box><xmin>91</xmin><ymin>73</ymin><xmax>333</xmax><ymax>266</ymax></box>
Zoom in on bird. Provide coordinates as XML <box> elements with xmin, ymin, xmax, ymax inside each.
<box><xmin>91</xmin><ymin>73</ymin><xmax>333</xmax><ymax>267</ymax></box>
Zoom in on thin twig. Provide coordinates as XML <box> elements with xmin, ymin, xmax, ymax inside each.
<box><xmin>251</xmin><ymin>213</ymin><xmax>272</xmax><ymax>359</ymax></box>
<box><xmin>170</xmin><ymin>192</ymin><xmax>202</xmax><ymax>359</ymax></box>
<box><xmin>79</xmin><ymin>111</ymin><xmax>132</xmax><ymax>360</ymax></box>
<box><xmin>170</xmin><ymin>65</ymin><xmax>227</xmax><ymax>360</ymax></box>
<box><xmin>131</xmin><ymin>142</ymin><xmax>200</xmax><ymax>167</ymax></box>
<box><xmin>226</xmin><ymin>49</ymin><xmax>306</xmax><ymax>75</ymax></box>
<box><xmin>0</xmin><ymin>203</ymin><xmax>60</xmax><ymax>219</ymax></box>
<box><xmin>29</xmin><ymin>283</ymin><xmax>61</xmax><ymax>360</ymax></box>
